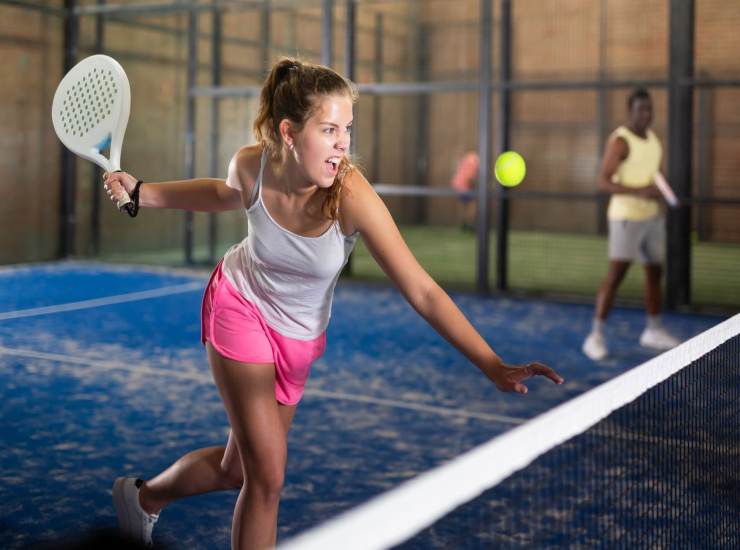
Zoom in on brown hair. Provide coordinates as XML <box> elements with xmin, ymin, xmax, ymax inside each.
<box><xmin>253</xmin><ymin>58</ymin><xmax>358</xmax><ymax>220</ymax></box>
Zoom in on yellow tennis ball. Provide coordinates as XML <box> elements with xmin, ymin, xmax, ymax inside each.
<box><xmin>494</xmin><ymin>151</ymin><xmax>526</xmax><ymax>187</ymax></box>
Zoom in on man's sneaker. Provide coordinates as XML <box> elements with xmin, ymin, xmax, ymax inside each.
<box><xmin>640</xmin><ymin>326</ymin><xmax>681</xmax><ymax>350</ymax></box>
<box><xmin>582</xmin><ymin>331</ymin><xmax>608</xmax><ymax>360</ymax></box>
<box><xmin>112</xmin><ymin>477</ymin><xmax>159</xmax><ymax>547</ymax></box>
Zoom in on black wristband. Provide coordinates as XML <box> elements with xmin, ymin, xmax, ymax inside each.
<box><xmin>127</xmin><ymin>180</ymin><xmax>144</xmax><ymax>218</ymax></box>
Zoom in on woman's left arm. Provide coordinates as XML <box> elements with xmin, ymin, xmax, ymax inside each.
<box><xmin>341</xmin><ymin>173</ymin><xmax>563</xmax><ymax>394</ymax></box>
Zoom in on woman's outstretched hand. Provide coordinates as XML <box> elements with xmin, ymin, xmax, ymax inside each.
<box><xmin>488</xmin><ymin>361</ymin><xmax>564</xmax><ymax>394</ymax></box>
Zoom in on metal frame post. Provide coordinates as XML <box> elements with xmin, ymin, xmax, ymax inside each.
<box><xmin>60</xmin><ymin>0</ymin><xmax>79</xmax><ymax>258</ymax></box>
<box><xmin>696</xmin><ymin>72</ymin><xmax>711</xmax><ymax>241</ymax></box>
<box><xmin>495</xmin><ymin>0</ymin><xmax>512</xmax><ymax>291</ymax></box>
<box><xmin>341</xmin><ymin>0</ymin><xmax>356</xmax><ymax>276</ymax></box>
<box><xmin>666</xmin><ymin>0</ymin><xmax>694</xmax><ymax>308</ymax></box>
<box><xmin>412</xmin><ymin>16</ymin><xmax>428</xmax><ymax>224</ymax></box>
<box><xmin>596</xmin><ymin>0</ymin><xmax>608</xmax><ymax>235</ymax></box>
<box><xmin>261</xmin><ymin>0</ymin><xmax>270</xmax><ymax>74</ymax></box>
<box><xmin>343</xmin><ymin>0</ymin><xmax>355</xmax><ymax>81</ymax></box>
<box><xmin>184</xmin><ymin>8</ymin><xmax>197</xmax><ymax>264</ymax></box>
<box><xmin>372</xmin><ymin>13</ymin><xmax>383</xmax><ymax>182</ymax></box>
<box><xmin>321</xmin><ymin>0</ymin><xmax>333</xmax><ymax>67</ymax></box>
<box><xmin>90</xmin><ymin>0</ymin><xmax>105</xmax><ymax>255</ymax></box>
<box><xmin>208</xmin><ymin>2</ymin><xmax>222</xmax><ymax>264</ymax></box>
<box><xmin>476</xmin><ymin>0</ymin><xmax>493</xmax><ymax>292</ymax></box>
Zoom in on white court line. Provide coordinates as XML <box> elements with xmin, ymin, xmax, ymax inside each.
<box><xmin>0</xmin><ymin>282</ymin><xmax>203</xmax><ymax>321</ymax></box>
<box><xmin>0</xmin><ymin>346</ymin><xmax>526</xmax><ymax>426</ymax></box>
<box><xmin>305</xmin><ymin>389</ymin><xmax>525</xmax><ymax>425</ymax></box>
<box><xmin>0</xmin><ymin>346</ymin><xmax>206</xmax><ymax>382</ymax></box>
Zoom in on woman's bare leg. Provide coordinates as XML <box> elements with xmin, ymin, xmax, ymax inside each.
<box><xmin>206</xmin><ymin>343</ymin><xmax>293</xmax><ymax>549</ymax></box>
<box><xmin>138</xmin><ymin>364</ymin><xmax>296</xmax><ymax>523</ymax></box>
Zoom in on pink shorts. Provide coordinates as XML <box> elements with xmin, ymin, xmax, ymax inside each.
<box><xmin>201</xmin><ymin>261</ymin><xmax>326</xmax><ymax>405</ymax></box>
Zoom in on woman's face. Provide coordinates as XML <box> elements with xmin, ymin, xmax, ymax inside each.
<box><xmin>288</xmin><ymin>93</ymin><xmax>353</xmax><ymax>188</ymax></box>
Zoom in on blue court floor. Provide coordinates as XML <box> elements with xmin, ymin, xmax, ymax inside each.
<box><xmin>0</xmin><ymin>262</ymin><xmax>726</xmax><ymax>549</ymax></box>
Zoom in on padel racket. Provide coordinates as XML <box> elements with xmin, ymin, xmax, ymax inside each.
<box><xmin>52</xmin><ymin>54</ymin><xmax>134</xmax><ymax>216</ymax></box>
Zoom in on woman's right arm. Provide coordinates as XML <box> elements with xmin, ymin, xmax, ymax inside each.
<box><xmin>103</xmin><ymin>146</ymin><xmax>258</xmax><ymax>213</ymax></box>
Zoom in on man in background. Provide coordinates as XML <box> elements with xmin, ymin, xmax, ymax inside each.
<box><xmin>582</xmin><ymin>88</ymin><xmax>681</xmax><ymax>360</ymax></box>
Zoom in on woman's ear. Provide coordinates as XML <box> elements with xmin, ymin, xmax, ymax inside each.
<box><xmin>278</xmin><ymin>119</ymin><xmax>294</xmax><ymax>149</ymax></box>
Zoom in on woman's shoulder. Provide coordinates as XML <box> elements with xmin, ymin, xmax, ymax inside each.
<box><xmin>341</xmin><ymin>165</ymin><xmax>372</xmax><ymax>201</ymax></box>
<box><xmin>228</xmin><ymin>144</ymin><xmax>264</xmax><ymax>191</ymax></box>
<box><xmin>338</xmin><ymin>166</ymin><xmax>382</xmax><ymax>234</ymax></box>
<box><xmin>233</xmin><ymin>144</ymin><xmax>263</xmax><ymax>174</ymax></box>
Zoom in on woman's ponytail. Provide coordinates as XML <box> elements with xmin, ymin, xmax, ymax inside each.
<box><xmin>253</xmin><ymin>58</ymin><xmax>302</xmax><ymax>158</ymax></box>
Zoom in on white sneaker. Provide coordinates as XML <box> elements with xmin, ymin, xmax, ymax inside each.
<box><xmin>582</xmin><ymin>331</ymin><xmax>608</xmax><ymax>360</ymax></box>
<box><xmin>112</xmin><ymin>477</ymin><xmax>159</xmax><ymax>547</ymax></box>
<box><xmin>640</xmin><ymin>326</ymin><xmax>681</xmax><ymax>350</ymax></box>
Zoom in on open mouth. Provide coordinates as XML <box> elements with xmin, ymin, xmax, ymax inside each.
<box><xmin>325</xmin><ymin>157</ymin><xmax>341</xmax><ymax>175</ymax></box>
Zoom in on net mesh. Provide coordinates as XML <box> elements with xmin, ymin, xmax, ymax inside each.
<box><xmin>280</xmin><ymin>315</ymin><xmax>740</xmax><ymax>550</ymax></box>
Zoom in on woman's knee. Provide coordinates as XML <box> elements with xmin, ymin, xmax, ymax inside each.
<box><xmin>248</xmin><ymin>461</ymin><xmax>285</xmax><ymax>503</ymax></box>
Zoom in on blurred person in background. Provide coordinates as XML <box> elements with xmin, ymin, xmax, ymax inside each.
<box><xmin>582</xmin><ymin>88</ymin><xmax>681</xmax><ymax>361</ymax></box>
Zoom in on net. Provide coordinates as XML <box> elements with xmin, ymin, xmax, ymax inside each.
<box><xmin>280</xmin><ymin>314</ymin><xmax>740</xmax><ymax>549</ymax></box>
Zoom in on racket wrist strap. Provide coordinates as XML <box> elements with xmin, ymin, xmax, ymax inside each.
<box><xmin>129</xmin><ymin>180</ymin><xmax>144</xmax><ymax>218</ymax></box>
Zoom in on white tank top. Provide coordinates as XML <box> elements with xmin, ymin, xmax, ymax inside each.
<box><xmin>222</xmin><ymin>150</ymin><xmax>358</xmax><ymax>340</ymax></box>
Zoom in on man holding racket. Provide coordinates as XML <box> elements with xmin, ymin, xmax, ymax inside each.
<box><xmin>582</xmin><ymin>88</ymin><xmax>681</xmax><ymax>361</ymax></box>
<box><xmin>101</xmin><ymin>58</ymin><xmax>564</xmax><ymax>549</ymax></box>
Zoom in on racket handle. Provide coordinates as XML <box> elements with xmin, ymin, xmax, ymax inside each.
<box><xmin>116</xmin><ymin>192</ymin><xmax>135</xmax><ymax>216</ymax></box>
<box><xmin>654</xmin><ymin>172</ymin><xmax>679</xmax><ymax>208</ymax></box>
<box><xmin>111</xmin><ymin>170</ymin><xmax>137</xmax><ymax>217</ymax></box>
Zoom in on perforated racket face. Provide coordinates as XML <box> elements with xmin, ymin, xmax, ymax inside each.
<box><xmin>58</xmin><ymin>68</ymin><xmax>119</xmax><ymax>139</ymax></box>
<box><xmin>52</xmin><ymin>55</ymin><xmax>130</xmax><ymax>172</ymax></box>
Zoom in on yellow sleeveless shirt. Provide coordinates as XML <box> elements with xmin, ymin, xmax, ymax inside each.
<box><xmin>606</xmin><ymin>126</ymin><xmax>662</xmax><ymax>221</ymax></box>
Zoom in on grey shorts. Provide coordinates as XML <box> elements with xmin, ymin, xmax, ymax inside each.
<box><xmin>608</xmin><ymin>217</ymin><xmax>665</xmax><ymax>264</ymax></box>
